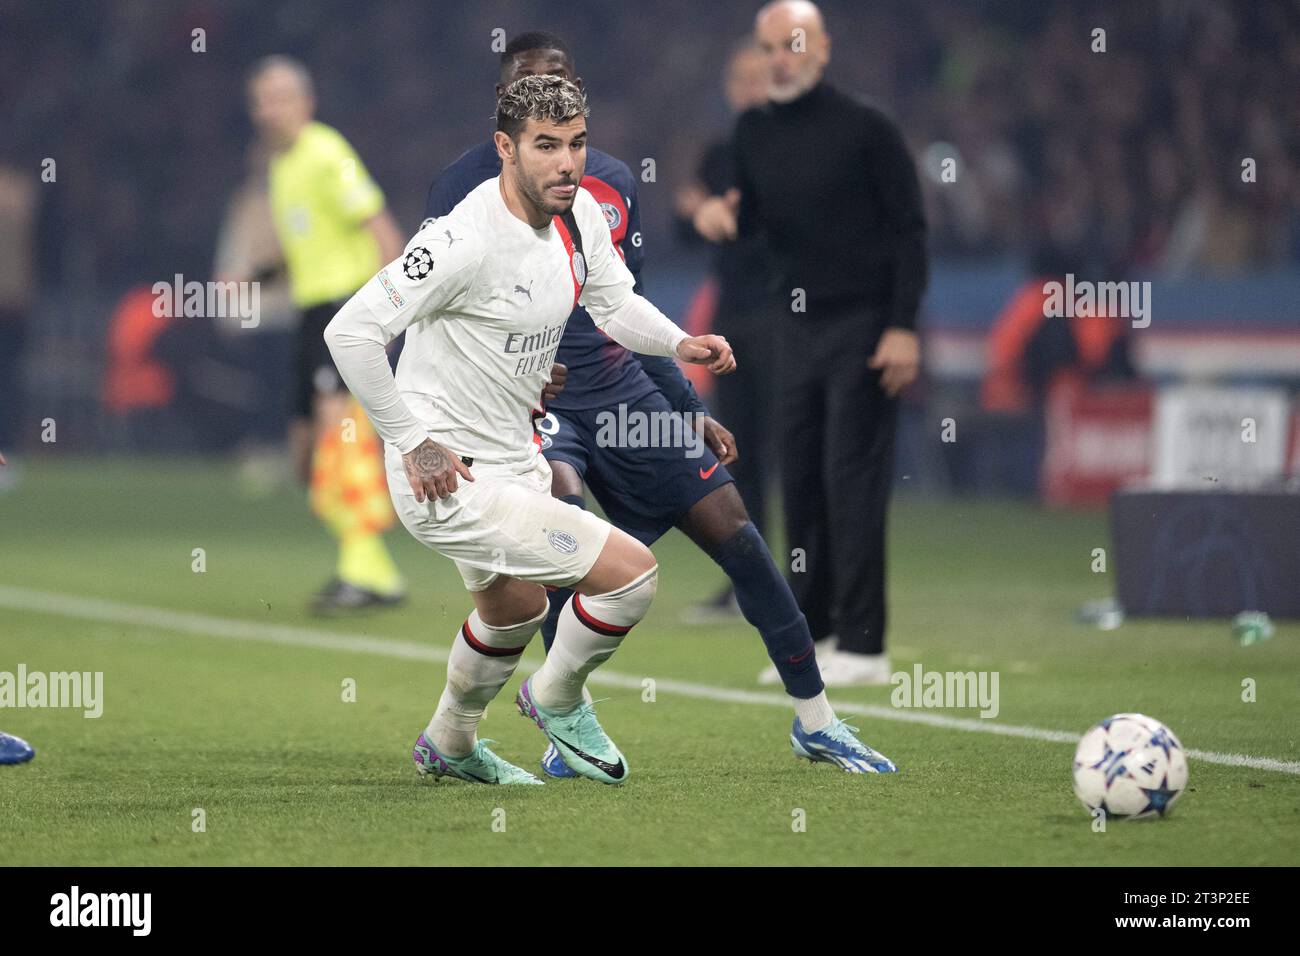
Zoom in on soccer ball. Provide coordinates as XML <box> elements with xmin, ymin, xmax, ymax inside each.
<box><xmin>1072</xmin><ymin>713</ymin><xmax>1188</xmax><ymax>819</ymax></box>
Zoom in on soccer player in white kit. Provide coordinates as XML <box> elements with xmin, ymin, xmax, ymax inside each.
<box><xmin>324</xmin><ymin>75</ymin><xmax>735</xmax><ymax>785</ymax></box>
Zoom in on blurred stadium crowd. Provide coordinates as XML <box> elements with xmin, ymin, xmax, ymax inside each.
<box><xmin>3</xmin><ymin>0</ymin><xmax>1298</xmax><ymax>291</ymax></box>
<box><xmin>1</xmin><ymin>0</ymin><xmax>1297</xmax><ymax>494</ymax></box>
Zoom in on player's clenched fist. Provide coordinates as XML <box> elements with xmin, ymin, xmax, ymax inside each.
<box><xmin>868</xmin><ymin>328</ymin><xmax>920</xmax><ymax>397</ymax></box>
<box><xmin>403</xmin><ymin>438</ymin><xmax>475</xmax><ymax>502</ymax></box>
<box><xmin>676</xmin><ymin>334</ymin><xmax>737</xmax><ymax>375</ymax></box>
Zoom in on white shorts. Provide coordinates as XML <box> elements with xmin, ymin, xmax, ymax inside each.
<box><xmin>389</xmin><ymin>453</ymin><xmax>611</xmax><ymax>592</ymax></box>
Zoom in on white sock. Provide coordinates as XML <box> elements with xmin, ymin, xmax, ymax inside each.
<box><xmin>530</xmin><ymin>569</ymin><xmax>657</xmax><ymax>712</ymax></box>
<box><xmin>427</xmin><ymin>606</ymin><xmax>545</xmax><ymax>757</ymax></box>
<box><xmin>793</xmin><ymin>690</ymin><xmax>836</xmax><ymax>733</ymax></box>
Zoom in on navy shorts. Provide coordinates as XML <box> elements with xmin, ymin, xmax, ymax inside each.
<box><xmin>537</xmin><ymin>390</ymin><xmax>734</xmax><ymax>546</ymax></box>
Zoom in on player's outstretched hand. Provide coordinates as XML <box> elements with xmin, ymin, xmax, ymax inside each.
<box><xmin>402</xmin><ymin>438</ymin><xmax>474</xmax><ymax>502</ymax></box>
<box><xmin>542</xmin><ymin>362</ymin><xmax>568</xmax><ymax>406</ymax></box>
<box><xmin>693</xmin><ymin>188</ymin><xmax>740</xmax><ymax>242</ymax></box>
<box><xmin>676</xmin><ymin>334</ymin><xmax>736</xmax><ymax>375</ymax></box>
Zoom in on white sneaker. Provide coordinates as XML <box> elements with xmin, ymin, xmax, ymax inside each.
<box><xmin>819</xmin><ymin>650</ymin><xmax>893</xmax><ymax>687</ymax></box>
<box><xmin>758</xmin><ymin>636</ymin><xmax>836</xmax><ymax>685</ymax></box>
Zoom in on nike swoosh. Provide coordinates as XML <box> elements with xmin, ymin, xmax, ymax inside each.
<box><xmin>431</xmin><ymin>751</ymin><xmax>493</xmax><ymax>784</ymax></box>
<box><xmin>788</xmin><ymin>646</ymin><xmax>814</xmax><ymax>664</ymax></box>
<box><xmin>551</xmin><ymin>733</ymin><xmax>625</xmax><ymax>779</ymax></box>
<box><xmin>699</xmin><ymin>463</ymin><xmax>719</xmax><ymax>480</ymax></box>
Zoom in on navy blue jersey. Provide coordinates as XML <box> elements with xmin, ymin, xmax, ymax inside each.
<box><xmin>425</xmin><ymin>142</ymin><xmax>707</xmax><ymax>415</ymax></box>
<box><xmin>534</xmin><ymin>391</ymin><xmax>732</xmax><ymax>545</ymax></box>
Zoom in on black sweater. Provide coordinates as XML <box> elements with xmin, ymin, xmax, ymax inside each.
<box><xmin>733</xmin><ymin>81</ymin><xmax>928</xmax><ymax>328</ymax></box>
<box><xmin>697</xmin><ymin>140</ymin><xmax>777</xmax><ymax>316</ymax></box>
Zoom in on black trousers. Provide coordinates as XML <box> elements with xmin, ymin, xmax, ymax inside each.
<box><xmin>776</xmin><ymin>300</ymin><xmax>898</xmax><ymax>654</ymax></box>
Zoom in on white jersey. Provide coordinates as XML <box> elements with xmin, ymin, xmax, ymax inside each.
<box><xmin>325</xmin><ymin>176</ymin><xmax>687</xmax><ymax>480</ymax></box>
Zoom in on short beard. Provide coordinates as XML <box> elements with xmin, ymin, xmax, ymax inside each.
<box><xmin>519</xmin><ymin>171</ymin><xmax>574</xmax><ymax>217</ymax></box>
<box><xmin>768</xmin><ymin>73</ymin><xmax>817</xmax><ymax>103</ymax></box>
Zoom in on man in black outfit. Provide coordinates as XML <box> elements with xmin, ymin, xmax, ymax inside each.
<box><xmin>675</xmin><ymin>38</ymin><xmax>776</xmax><ymax>623</ymax></box>
<box><xmin>695</xmin><ymin>0</ymin><xmax>927</xmax><ymax>686</ymax></box>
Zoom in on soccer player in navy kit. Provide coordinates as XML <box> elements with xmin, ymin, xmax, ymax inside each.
<box><xmin>425</xmin><ymin>32</ymin><xmax>897</xmax><ymax>775</ymax></box>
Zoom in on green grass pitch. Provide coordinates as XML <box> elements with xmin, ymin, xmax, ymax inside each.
<box><xmin>1</xmin><ymin>459</ymin><xmax>1296</xmax><ymax>865</ymax></box>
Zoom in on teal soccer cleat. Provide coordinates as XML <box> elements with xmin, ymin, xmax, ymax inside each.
<box><xmin>516</xmin><ymin>677</ymin><xmax>628</xmax><ymax>785</ymax></box>
<box><xmin>411</xmin><ymin>732</ymin><xmax>543</xmax><ymax>785</ymax></box>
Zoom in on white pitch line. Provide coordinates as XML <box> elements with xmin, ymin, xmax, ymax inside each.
<box><xmin>2</xmin><ymin>584</ymin><xmax>1298</xmax><ymax>776</ymax></box>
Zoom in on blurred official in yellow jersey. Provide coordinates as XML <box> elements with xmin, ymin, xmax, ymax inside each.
<box><xmin>245</xmin><ymin>55</ymin><xmax>407</xmax><ymax>613</ymax></box>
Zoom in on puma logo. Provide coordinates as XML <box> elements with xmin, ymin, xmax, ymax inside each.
<box><xmin>513</xmin><ymin>281</ymin><xmax>533</xmax><ymax>301</ymax></box>
<box><xmin>443</xmin><ymin>230</ymin><xmax>461</xmax><ymax>246</ymax></box>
